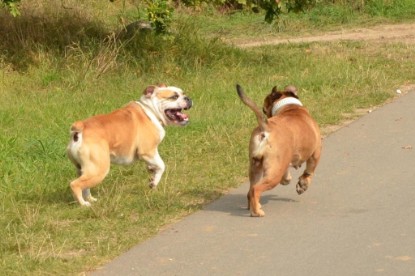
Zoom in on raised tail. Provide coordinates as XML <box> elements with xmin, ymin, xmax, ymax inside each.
<box><xmin>236</xmin><ymin>84</ymin><xmax>267</xmax><ymax>131</ymax></box>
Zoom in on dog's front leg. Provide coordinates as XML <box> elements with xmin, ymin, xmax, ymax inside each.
<box><xmin>142</xmin><ymin>150</ymin><xmax>165</xmax><ymax>188</ymax></box>
<box><xmin>297</xmin><ymin>150</ymin><xmax>321</xmax><ymax>195</ymax></box>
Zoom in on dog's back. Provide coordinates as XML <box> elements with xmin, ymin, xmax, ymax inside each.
<box><xmin>267</xmin><ymin>105</ymin><xmax>321</xmax><ymax>167</ymax></box>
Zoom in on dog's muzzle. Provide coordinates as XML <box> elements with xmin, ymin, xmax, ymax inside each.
<box><xmin>165</xmin><ymin>96</ymin><xmax>192</xmax><ymax>126</ymax></box>
<box><xmin>184</xmin><ymin>97</ymin><xmax>192</xmax><ymax>110</ymax></box>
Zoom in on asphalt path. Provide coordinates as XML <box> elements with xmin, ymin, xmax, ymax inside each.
<box><xmin>92</xmin><ymin>90</ymin><xmax>415</xmax><ymax>276</ymax></box>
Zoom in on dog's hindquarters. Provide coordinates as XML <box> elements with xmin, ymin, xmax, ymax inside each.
<box><xmin>67</xmin><ymin>121</ymin><xmax>84</xmax><ymax>171</ymax></box>
<box><xmin>67</xmin><ymin>121</ymin><xmax>110</xmax><ymax>206</ymax></box>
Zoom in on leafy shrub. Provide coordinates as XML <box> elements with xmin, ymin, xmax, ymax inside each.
<box><xmin>1</xmin><ymin>0</ymin><xmax>20</xmax><ymax>16</ymax></box>
<box><xmin>145</xmin><ymin>0</ymin><xmax>174</xmax><ymax>34</ymax></box>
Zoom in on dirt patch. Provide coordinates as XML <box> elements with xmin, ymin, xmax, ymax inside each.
<box><xmin>236</xmin><ymin>23</ymin><xmax>415</xmax><ymax>48</ymax></box>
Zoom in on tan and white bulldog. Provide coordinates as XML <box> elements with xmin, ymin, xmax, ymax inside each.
<box><xmin>236</xmin><ymin>84</ymin><xmax>321</xmax><ymax>217</ymax></box>
<box><xmin>67</xmin><ymin>84</ymin><xmax>192</xmax><ymax>206</ymax></box>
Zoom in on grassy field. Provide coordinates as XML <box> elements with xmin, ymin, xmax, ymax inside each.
<box><xmin>1</xmin><ymin>0</ymin><xmax>415</xmax><ymax>274</ymax></box>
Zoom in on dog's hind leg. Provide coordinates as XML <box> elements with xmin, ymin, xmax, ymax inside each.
<box><xmin>70</xmin><ymin>148</ymin><xmax>110</xmax><ymax>206</ymax></box>
<box><xmin>82</xmin><ymin>189</ymin><xmax>98</xmax><ymax>203</ymax></box>
<box><xmin>73</xmin><ymin>166</ymin><xmax>98</xmax><ymax>204</ymax></box>
<box><xmin>296</xmin><ymin>149</ymin><xmax>321</xmax><ymax>195</ymax></box>
<box><xmin>249</xmin><ymin>164</ymin><xmax>288</xmax><ymax>217</ymax></box>
<box><xmin>70</xmin><ymin>169</ymin><xmax>108</xmax><ymax>206</ymax></box>
<box><xmin>248</xmin><ymin>157</ymin><xmax>263</xmax><ymax>210</ymax></box>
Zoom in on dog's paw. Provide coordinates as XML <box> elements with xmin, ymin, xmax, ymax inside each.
<box><xmin>86</xmin><ymin>195</ymin><xmax>98</xmax><ymax>202</ymax></box>
<box><xmin>250</xmin><ymin>209</ymin><xmax>265</xmax><ymax>217</ymax></box>
<box><xmin>149</xmin><ymin>182</ymin><xmax>157</xmax><ymax>189</ymax></box>
<box><xmin>296</xmin><ymin>179</ymin><xmax>309</xmax><ymax>195</ymax></box>
<box><xmin>81</xmin><ymin>201</ymin><xmax>92</xmax><ymax>207</ymax></box>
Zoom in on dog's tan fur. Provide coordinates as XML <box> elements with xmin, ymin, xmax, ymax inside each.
<box><xmin>236</xmin><ymin>84</ymin><xmax>321</xmax><ymax>217</ymax></box>
<box><xmin>67</xmin><ymin>84</ymin><xmax>192</xmax><ymax>206</ymax></box>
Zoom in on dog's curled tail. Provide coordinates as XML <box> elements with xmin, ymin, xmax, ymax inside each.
<box><xmin>70</xmin><ymin>121</ymin><xmax>84</xmax><ymax>143</ymax></box>
<box><xmin>236</xmin><ymin>84</ymin><xmax>267</xmax><ymax>131</ymax></box>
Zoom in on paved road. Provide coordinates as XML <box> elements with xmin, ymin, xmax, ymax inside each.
<box><xmin>92</xmin><ymin>90</ymin><xmax>415</xmax><ymax>276</ymax></box>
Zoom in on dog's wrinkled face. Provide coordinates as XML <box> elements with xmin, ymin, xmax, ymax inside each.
<box><xmin>143</xmin><ymin>85</ymin><xmax>193</xmax><ymax>126</ymax></box>
<box><xmin>262</xmin><ymin>85</ymin><xmax>299</xmax><ymax>118</ymax></box>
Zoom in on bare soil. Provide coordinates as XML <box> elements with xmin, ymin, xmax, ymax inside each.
<box><xmin>237</xmin><ymin>22</ymin><xmax>415</xmax><ymax>48</ymax></box>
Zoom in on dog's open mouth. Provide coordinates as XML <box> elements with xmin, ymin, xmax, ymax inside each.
<box><xmin>165</xmin><ymin>109</ymin><xmax>189</xmax><ymax>125</ymax></box>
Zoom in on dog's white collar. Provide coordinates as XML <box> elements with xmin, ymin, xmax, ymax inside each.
<box><xmin>271</xmin><ymin>97</ymin><xmax>303</xmax><ymax>116</ymax></box>
<box><xmin>136</xmin><ymin>101</ymin><xmax>166</xmax><ymax>140</ymax></box>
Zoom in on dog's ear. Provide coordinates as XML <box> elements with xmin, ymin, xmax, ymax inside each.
<box><xmin>271</xmin><ymin>86</ymin><xmax>283</xmax><ymax>100</ymax></box>
<box><xmin>284</xmin><ymin>85</ymin><xmax>299</xmax><ymax>98</ymax></box>
<box><xmin>271</xmin><ymin>86</ymin><xmax>279</xmax><ymax>94</ymax></box>
<box><xmin>144</xmin><ymin>85</ymin><xmax>157</xmax><ymax>98</ymax></box>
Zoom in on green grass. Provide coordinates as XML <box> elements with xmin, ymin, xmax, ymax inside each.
<box><xmin>187</xmin><ymin>0</ymin><xmax>415</xmax><ymax>43</ymax></box>
<box><xmin>1</xmin><ymin>1</ymin><xmax>415</xmax><ymax>274</ymax></box>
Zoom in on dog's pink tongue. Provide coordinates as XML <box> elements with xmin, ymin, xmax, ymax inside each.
<box><xmin>179</xmin><ymin>112</ymin><xmax>188</xmax><ymax>120</ymax></box>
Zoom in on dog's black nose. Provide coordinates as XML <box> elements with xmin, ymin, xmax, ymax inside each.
<box><xmin>184</xmin><ymin>97</ymin><xmax>192</xmax><ymax>110</ymax></box>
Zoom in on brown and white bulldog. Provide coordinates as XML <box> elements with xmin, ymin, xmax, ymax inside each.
<box><xmin>67</xmin><ymin>84</ymin><xmax>192</xmax><ymax>206</ymax></box>
<box><xmin>236</xmin><ymin>84</ymin><xmax>321</xmax><ymax>217</ymax></box>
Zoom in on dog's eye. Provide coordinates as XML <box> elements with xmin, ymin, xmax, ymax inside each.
<box><xmin>170</xmin><ymin>94</ymin><xmax>179</xmax><ymax>100</ymax></box>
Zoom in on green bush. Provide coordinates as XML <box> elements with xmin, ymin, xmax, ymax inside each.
<box><xmin>1</xmin><ymin>0</ymin><xmax>20</xmax><ymax>16</ymax></box>
<box><xmin>145</xmin><ymin>0</ymin><xmax>173</xmax><ymax>33</ymax></box>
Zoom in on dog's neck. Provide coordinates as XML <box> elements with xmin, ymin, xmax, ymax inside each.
<box><xmin>136</xmin><ymin>100</ymin><xmax>166</xmax><ymax>140</ymax></box>
<box><xmin>136</xmin><ymin>98</ymin><xmax>167</xmax><ymax>125</ymax></box>
<box><xmin>271</xmin><ymin>97</ymin><xmax>303</xmax><ymax>116</ymax></box>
